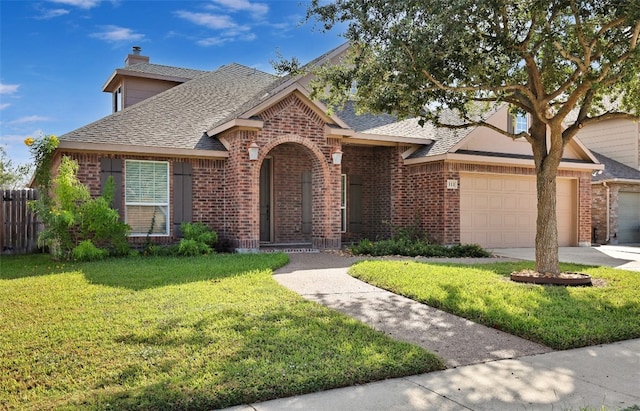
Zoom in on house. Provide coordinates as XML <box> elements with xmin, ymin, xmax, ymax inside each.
<box><xmin>54</xmin><ymin>45</ymin><xmax>601</xmax><ymax>251</ymax></box>
<box><xmin>576</xmin><ymin>119</ymin><xmax>640</xmax><ymax>244</ymax></box>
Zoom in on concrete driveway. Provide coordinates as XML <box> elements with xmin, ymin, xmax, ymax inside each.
<box><xmin>491</xmin><ymin>244</ymin><xmax>640</xmax><ymax>272</ymax></box>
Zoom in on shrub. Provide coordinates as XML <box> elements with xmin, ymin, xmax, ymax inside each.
<box><xmin>29</xmin><ymin>155</ymin><xmax>130</xmax><ymax>260</ymax></box>
<box><xmin>178</xmin><ymin>238</ymin><xmax>212</xmax><ymax>256</ymax></box>
<box><xmin>181</xmin><ymin>222</ymin><xmax>217</xmax><ymax>246</ymax></box>
<box><xmin>72</xmin><ymin>240</ymin><xmax>108</xmax><ymax>261</ymax></box>
<box><xmin>350</xmin><ymin>238</ymin><xmax>490</xmax><ymax>258</ymax></box>
<box><xmin>174</xmin><ymin>222</ymin><xmax>218</xmax><ymax>256</ymax></box>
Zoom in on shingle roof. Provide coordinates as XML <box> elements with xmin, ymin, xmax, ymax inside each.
<box><xmin>61</xmin><ymin>63</ymin><xmax>278</xmax><ymax>151</ymax></box>
<box><xmin>119</xmin><ymin>63</ymin><xmax>208</xmax><ymax>80</ymax></box>
<box><xmin>592</xmin><ymin>151</ymin><xmax>640</xmax><ymax>182</ymax></box>
<box><xmin>336</xmin><ymin>101</ymin><xmax>471</xmax><ymax>147</ymax></box>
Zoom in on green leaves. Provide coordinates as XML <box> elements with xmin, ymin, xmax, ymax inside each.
<box><xmin>306</xmin><ymin>0</ymin><xmax>639</xmax><ymax>125</ymax></box>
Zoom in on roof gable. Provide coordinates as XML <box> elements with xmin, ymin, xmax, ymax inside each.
<box><xmin>592</xmin><ymin>151</ymin><xmax>640</xmax><ymax>182</ymax></box>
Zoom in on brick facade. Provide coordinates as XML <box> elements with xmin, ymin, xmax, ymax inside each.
<box><xmin>58</xmin><ymin>92</ymin><xmax>595</xmax><ymax>251</ymax></box>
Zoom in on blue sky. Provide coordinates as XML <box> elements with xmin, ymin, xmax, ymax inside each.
<box><xmin>0</xmin><ymin>0</ymin><xmax>345</xmax><ymax>168</ymax></box>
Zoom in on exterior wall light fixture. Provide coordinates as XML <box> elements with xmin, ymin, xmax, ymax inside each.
<box><xmin>248</xmin><ymin>141</ymin><xmax>260</xmax><ymax>161</ymax></box>
<box><xmin>332</xmin><ymin>148</ymin><xmax>343</xmax><ymax>165</ymax></box>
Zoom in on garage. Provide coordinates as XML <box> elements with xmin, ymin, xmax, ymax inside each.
<box><xmin>618</xmin><ymin>192</ymin><xmax>640</xmax><ymax>243</ymax></box>
<box><xmin>460</xmin><ymin>173</ymin><xmax>577</xmax><ymax>248</ymax></box>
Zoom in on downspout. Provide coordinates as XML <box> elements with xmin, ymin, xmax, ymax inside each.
<box><xmin>602</xmin><ymin>181</ymin><xmax>610</xmax><ymax>244</ymax></box>
<box><xmin>223</xmin><ymin>165</ymin><xmax>227</xmax><ymax>240</ymax></box>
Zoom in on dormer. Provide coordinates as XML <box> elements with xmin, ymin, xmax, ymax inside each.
<box><xmin>103</xmin><ymin>46</ymin><xmax>207</xmax><ymax>112</ymax></box>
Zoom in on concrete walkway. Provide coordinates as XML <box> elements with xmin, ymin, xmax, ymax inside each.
<box><xmin>492</xmin><ymin>245</ymin><xmax>640</xmax><ymax>272</ymax></box>
<box><xmin>223</xmin><ymin>249</ymin><xmax>640</xmax><ymax>410</ymax></box>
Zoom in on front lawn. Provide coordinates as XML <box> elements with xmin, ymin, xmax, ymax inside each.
<box><xmin>350</xmin><ymin>260</ymin><xmax>640</xmax><ymax>350</ymax></box>
<box><xmin>0</xmin><ymin>254</ymin><xmax>444</xmax><ymax>410</ymax></box>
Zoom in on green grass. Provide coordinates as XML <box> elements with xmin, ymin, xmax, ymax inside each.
<box><xmin>0</xmin><ymin>253</ymin><xmax>444</xmax><ymax>410</ymax></box>
<box><xmin>349</xmin><ymin>260</ymin><xmax>640</xmax><ymax>350</ymax></box>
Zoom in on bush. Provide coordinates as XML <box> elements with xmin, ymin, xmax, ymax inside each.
<box><xmin>72</xmin><ymin>240</ymin><xmax>108</xmax><ymax>261</ymax></box>
<box><xmin>173</xmin><ymin>222</ymin><xmax>218</xmax><ymax>256</ymax></box>
<box><xmin>350</xmin><ymin>238</ymin><xmax>490</xmax><ymax>258</ymax></box>
<box><xmin>181</xmin><ymin>222</ymin><xmax>217</xmax><ymax>246</ymax></box>
<box><xmin>30</xmin><ymin>156</ymin><xmax>130</xmax><ymax>260</ymax></box>
<box><xmin>178</xmin><ymin>238</ymin><xmax>212</xmax><ymax>256</ymax></box>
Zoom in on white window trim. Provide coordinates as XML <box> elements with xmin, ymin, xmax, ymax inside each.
<box><xmin>125</xmin><ymin>159</ymin><xmax>170</xmax><ymax>236</ymax></box>
<box><xmin>341</xmin><ymin>174</ymin><xmax>347</xmax><ymax>233</ymax></box>
<box><xmin>514</xmin><ymin>113</ymin><xmax>529</xmax><ymax>134</ymax></box>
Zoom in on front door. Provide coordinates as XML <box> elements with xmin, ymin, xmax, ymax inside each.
<box><xmin>259</xmin><ymin>158</ymin><xmax>272</xmax><ymax>242</ymax></box>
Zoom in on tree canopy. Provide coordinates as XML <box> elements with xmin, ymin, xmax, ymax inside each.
<box><xmin>307</xmin><ymin>0</ymin><xmax>639</xmax><ymax>130</ymax></box>
<box><xmin>300</xmin><ymin>0</ymin><xmax>640</xmax><ymax>274</ymax></box>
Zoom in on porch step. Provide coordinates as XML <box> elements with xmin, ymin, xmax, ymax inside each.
<box><xmin>260</xmin><ymin>243</ymin><xmax>319</xmax><ymax>254</ymax></box>
<box><xmin>261</xmin><ymin>248</ymin><xmax>320</xmax><ymax>254</ymax></box>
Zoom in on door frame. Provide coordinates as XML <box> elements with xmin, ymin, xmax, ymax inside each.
<box><xmin>259</xmin><ymin>157</ymin><xmax>274</xmax><ymax>243</ymax></box>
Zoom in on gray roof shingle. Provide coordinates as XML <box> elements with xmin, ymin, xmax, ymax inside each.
<box><xmin>119</xmin><ymin>63</ymin><xmax>208</xmax><ymax>80</ymax></box>
<box><xmin>592</xmin><ymin>151</ymin><xmax>640</xmax><ymax>181</ymax></box>
<box><xmin>61</xmin><ymin>63</ymin><xmax>278</xmax><ymax>151</ymax></box>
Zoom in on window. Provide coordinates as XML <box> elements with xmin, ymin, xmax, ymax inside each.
<box><xmin>125</xmin><ymin>160</ymin><xmax>169</xmax><ymax>236</ymax></box>
<box><xmin>341</xmin><ymin>174</ymin><xmax>347</xmax><ymax>232</ymax></box>
<box><xmin>113</xmin><ymin>86</ymin><xmax>122</xmax><ymax>112</ymax></box>
<box><xmin>514</xmin><ymin>113</ymin><xmax>528</xmax><ymax>134</ymax></box>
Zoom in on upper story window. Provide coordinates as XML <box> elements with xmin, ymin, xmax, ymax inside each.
<box><xmin>125</xmin><ymin>160</ymin><xmax>169</xmax><ymax>236</ymax></box>
<box><xmin>113</xmin><ymin>86</ymin><xmax>123</xmax><ymax>112</ymax></box>
<box><xmin>513</xmin><ymin>112</ymin><xmax>529</xmax><ymax>134</ymax></box>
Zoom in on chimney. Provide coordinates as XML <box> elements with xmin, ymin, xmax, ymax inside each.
<box><xmin>125</xmin><ymin>46</ymin><xmax>149</xmax><ymax>67</ymax></box>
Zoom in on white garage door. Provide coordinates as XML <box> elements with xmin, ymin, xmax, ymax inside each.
<box><xmin>618</xmin><ymin>192</ymin><xmax>640</xmax><ymax>243</ymax></box>
<box><xmin>460</xmin><ymin>173</ymin><xmax>577</xmax><ymax>248</ymax></box>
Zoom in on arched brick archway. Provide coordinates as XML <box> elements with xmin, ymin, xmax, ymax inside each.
<box><xmin>251</xmin><ymin>134</ymin><xmax>342</xmax><ymax>250</ymax></box>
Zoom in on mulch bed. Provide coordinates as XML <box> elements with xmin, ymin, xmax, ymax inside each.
<box><xmin>511</xmin><ymin>270</ymin><xmax>595</xmax><ymax>286</ymax></box>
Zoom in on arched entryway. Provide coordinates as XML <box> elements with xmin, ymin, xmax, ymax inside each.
<box><xmin>253</xmin><ymin>135</ymin><xmax>342</xmax><ymax>250</ymax></box>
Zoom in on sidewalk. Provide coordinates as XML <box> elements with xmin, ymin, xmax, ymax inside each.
<box><xmin>223</xmin><ymin>250</ymin><xmax>640</xmax><ymax>410</ymax></box>
<box><xmin>227</xmin><ymin>339</ymin><xmax>640</xmax><ymax>411</ymax></box>
<box><xmin>491</xmin><ymin>245</ymin><xmax>640</xmax><ymax>272</ymax></box>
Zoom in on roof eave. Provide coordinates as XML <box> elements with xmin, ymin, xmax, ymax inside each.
<box><xmin>592</xmin><ymin>178</ymin><xmax>640</xmax><ymax>184</ymax></box>
<box><xmin>102</xmin><ymin>68</ymin><xmax>194</xmax><ymax>92</ymax></box>
<box><xmin>344</xmin><ymin>133</ymin><xmax>433</xmax><ymax>146</ymax></box>
<box><xmin>58</xmin><ymin>141</ymin><xmax>229</xmax><ymax>159</ymax></box>
<box><xmin>405</xmin><ymin>152</ymin><xmax>603</xmax><ymax>170</ymax></box>
<box><xmin>206</xmin><ymin>118</ymin><xmax>265</xmax><ymax>137</ymax></box>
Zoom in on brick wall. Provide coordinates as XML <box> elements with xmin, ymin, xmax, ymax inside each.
<box><xmin>222</xmin><ymin>94</ymin><xmax>342</xmax><ymax>250</ymax></box>
<box><xmin>59</xmin><ymin>151</ymin><xmax>226</xmax><ymax>247</ymax></box>
<box><xmin>270</xmin><ymin>143</ymin><xmax>312</xmax><ymax>243</ymax></box>
<box><xmin>591</xmin><ymin>183</ymin><xmax>608</xmax><ymax>243</ymax></box>
<box><xmin>593</xmin><ymin>182</ymin><xmax>640</xmax><ymax>244</ymax></box>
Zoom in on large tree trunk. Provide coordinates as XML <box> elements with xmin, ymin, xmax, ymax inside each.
<box><xmin>535</xmin><ymin>162</ymin><xmax>560</xmax><ymax>274</ymax></box>
<box><xmin>530</xmin><ymin>123</ymin><xmax>564</xmax><ymax>275</ymax></box>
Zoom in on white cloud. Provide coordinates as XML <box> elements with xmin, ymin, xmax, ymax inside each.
<box><xmin>197</xmin><ymin>37</ymin><xmax>228</xmax><ymax>47</ymax></box>
<box><xmin>209</xmin><ymin>0</ymin><xmax>269</xmax><ymax>19</ymax></box>
<box><xmin>90</xmin><ymin>25</ymin><xmax>145</xmax><ymax>42</ymax></box>
<box><xmin>175</xmin><ymin>11</ymin><xmax>242</xmax><ymax>30</ymax></box>
<box><xmin>36</xmin><ymin>8</ymin><xmax>71</xmax><ymax>19</ymax></box>
<box><xmin>48</xmin><ymin>0</ymin><xmax>101</xmax><ymax>9</ymax></box>
<box><xmin>0</xmin><ymin>104</ymin><xmax>10</xmax><ymax>110</ymax></box>
<box><xmin>9</xmin><ymin>116</ymin><xmax>53</xmax><ymax>125</ymax></box>
<box><xmin>0</xmin><ymin>83</ymin><xmax>20</xmax><ymax>95</ymax></box>
<box><xmin>176</xmin><ymin>10</ymin><xmax>261</xmax><ymax>46</ymax></box>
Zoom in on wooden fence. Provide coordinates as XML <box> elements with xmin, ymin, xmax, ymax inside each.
<box><xmin>1</xmin><ymin>189</ymin><xmax>43</xmax><ymax>254</ymax></box>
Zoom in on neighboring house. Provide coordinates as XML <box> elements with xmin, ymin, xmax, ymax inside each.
<box><xmin>577</xmin><ymin>119</ymin><xmax>640</xmax><ymax>244</ymax></box>
<box><xmin>54</xmin><ymin>45</ymin><xmax>601</xmax><ymax>251</ymax></box>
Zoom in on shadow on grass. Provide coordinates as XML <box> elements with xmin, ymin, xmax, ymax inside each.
<box><xmin>349</xmin><ymin>260</ymin><xmax>640</xmax><ymax>350</ymax></box>
<box><xmin>79</xmin><ymin>253</ymin><xmax>289</xmax><ymax>290</ymax></box>
<box><xmin>84</xmin><ymin>300</ymin><xmax>442</xmax><ymax>410</ymax></box>
<box><xmin>0</xmin><ymin>253</ymin><xmax>80</xmax><ymax>280</ymax></box>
